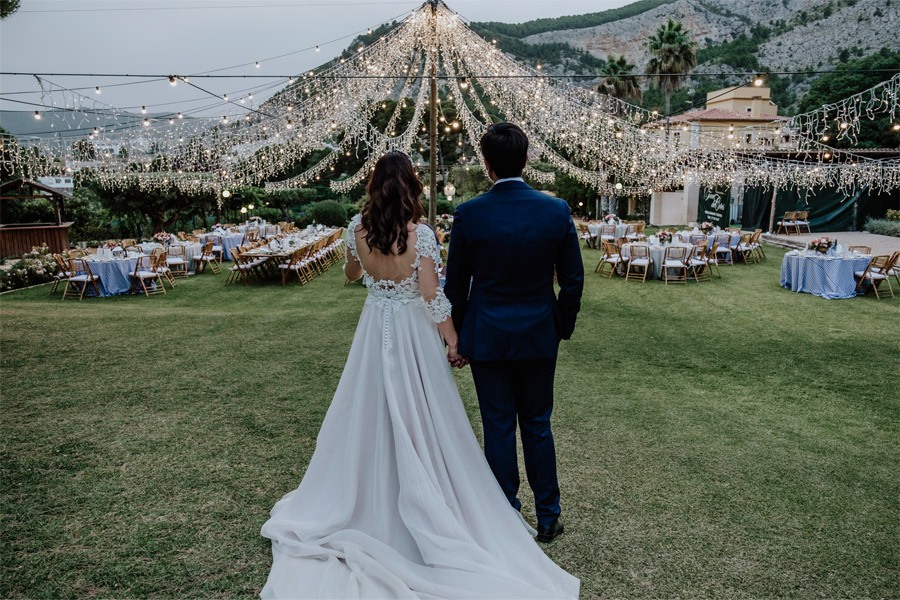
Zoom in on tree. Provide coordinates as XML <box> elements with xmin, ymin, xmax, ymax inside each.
<box><xmin>0</xmin><ymin>0</ymin><xmax>20</xmax><ymax>19</ymax></box>
<box><xmin>645</xmin><ymin>19</ymin><xmax>697</xmax><ymax>127</ymax></box>
<box><xmin>796</xmin><ymin>48</ymin><xmax>900</xmax><ymax>149</ymax></box>
<box><xmin>597</xmin><ymin>54</ymin><xmax>642</xmax><ymax>103</ymax></box>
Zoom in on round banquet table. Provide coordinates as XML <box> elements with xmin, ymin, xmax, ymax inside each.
<box><xmin>588</xmin><ymin>223</ymin><xmax>629</xmax><ymax>242</ymax></box>
<box><xmin>83</xmin><ymin>256</ymin><xmax>141</xmax><ymax>296</ymax></box>
<box><xmin>780</xmin><ymin>251</ymin><xmax>872</xmax><ymax>299</ymax></box>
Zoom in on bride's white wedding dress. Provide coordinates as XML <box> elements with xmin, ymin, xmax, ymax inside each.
<box><xmin>260</xmin><ymin>216</ymin><xmax>579</xmax><ymax>599</ymax></box>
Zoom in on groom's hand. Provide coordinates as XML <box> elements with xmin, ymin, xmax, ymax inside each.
<box><xmin>447</xmin><ymin>347</ymin><xmax>468</xmax><ymax>369</ymax></box>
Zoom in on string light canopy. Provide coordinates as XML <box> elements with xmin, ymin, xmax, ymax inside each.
<box><xmin>2</xmin><ymin>0</ymin><xmax>899</xmax><ymax>200</ymax></box>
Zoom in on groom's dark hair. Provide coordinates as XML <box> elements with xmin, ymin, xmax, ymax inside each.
<box><xmin>480</xmin><ymin>122</ymin><xmax>528</xmax><ymax>179</ymax></box>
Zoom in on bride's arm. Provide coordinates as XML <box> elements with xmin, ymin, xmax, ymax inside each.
<box><xmin>418</xmin><ymin>254</ymin><xmax>462</xmax><ymax>361</ymax></box>
<box><xmin>344</xmin><ymin>252</ymin><xmax>363</xmax><ymax>282</ymax></box>
<box><xmin>343</xmin><ymin>222</ymin><xmax>363</xmax><ymax>282</ymax></box>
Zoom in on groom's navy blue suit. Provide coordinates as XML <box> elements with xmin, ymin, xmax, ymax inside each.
<box><xmin>444</xmin><ymin>179</ymin><xmax>584</xmax><ymax>528</ymax></box>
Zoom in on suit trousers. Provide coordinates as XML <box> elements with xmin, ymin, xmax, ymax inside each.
<box><xmin>469</xmin><ymin>358</ymin><xmax>560</xmax><ymax>528</ymax></box>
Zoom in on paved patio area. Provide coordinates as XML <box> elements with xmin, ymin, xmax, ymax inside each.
<box><xmin>761</xmin><ymin>231</ymin><xmax>899</xmax><ymax>255</ymax></box>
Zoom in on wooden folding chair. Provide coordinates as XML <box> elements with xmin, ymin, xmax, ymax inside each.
<box><xmin>153</xmin><ymin>251</ymin><xmax>177</xmax><ymax>290</ymax></box>
<box><xmin>712</xmin><ymin>234</ymin><xmax>734</xmax><ymax>266</ymax></box>
<box><xmin>625</xmin><ymin>244</ymin><xmax>651</xmax><ymax>282</ymax></box>
<box><xmin>130</xmin><ymin>255</ymin><xmax>165</xmax><ymax>296</ymax></box>
<box><xmin>662</xmin><ymin>245</ymin><xmax>689</xmax><ymax>285</ymax></box>
<box><xmin>595</xmin><ymin>241</ymin><xmax>625</xmax><ymax>278</ymax></box>
<box><xmin>734</xmin><ymin>233</ymin><xmax>757</xmax><ymax>264</ymax></box>
<box><xmin>165</xmin><ymin>245</ymin><xmax>188</xmax><ymax>277</ymax></box>
<box><xmin>49</xmin><ymin>253</ymin><xmax>71</xmax><ymax>294</ymax></box>
<box><xmin>848</xmin><ymin>245</ymin><xmax>871</xmax><ymax>254</ymax></box>
<box><xmin>705</xmin><ymin>242</ymin><xmax>722</xmax><ymax>278</ymax></box>
<box><xmin>196</xmin><ymin>241</ymin><xmax>221</xmax><ymax>275</ymax></box>
<box><xmin>62</xmin><ymin>258</ymin><xmax>102</xmax><ymax>300</ymax></box>
<box><xmin>776</xmin><ymin>211</ymin><xmax>798</xmax><ymax>235</ymax></box>
<box><xmin>750</xmin><ymin>229</ymin><xmax>766</xmax><ymax>261</ymax></box>
<box><xmin>226</xmin><ymin>248</ymin><xmax>257</xmax><ymax>285</ymax></box>
<box><xmin>795</xmin><ymin>210</ymin><xmax>811</xmax><ymax>233</ymax></box>
<box><xmin>854</xmin><ymin>255</ymin><xmax>894</xmax><ymax>300</ymax></box>
<box><xmin>688</xmin><ymin>243</ymin><xmax>712</xmax><ymax>282</ymax></box>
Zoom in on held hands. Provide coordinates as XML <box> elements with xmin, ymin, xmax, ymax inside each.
<box><xmin>447</xmin><ymin>345</ymin><xmax>468</xmax><ymax>369</ymax></box>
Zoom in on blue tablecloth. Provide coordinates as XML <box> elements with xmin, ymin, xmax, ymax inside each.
<box><xmin>780</xmin><ymin>252</ymin><xmax>871</xmax><ymax>299</ymax></box>
<box><xmin>200</xmin><ymin>233</ymin><xmax>244</xmax><ymax>261</ymax></box>
<box><xmin>84</xmin><ymin>257</ymin><xmax>140</xmax><ymax>296</ymax></box>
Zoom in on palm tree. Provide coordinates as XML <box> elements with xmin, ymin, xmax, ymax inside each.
<box><xmin>597</xmin><ymin>54</ymin><xmax>642</xmax><ymax>103</ymax></box>
<box><xmin>645</xmin><ymin>18</ymin><xmax>697</xmax><ymax>129</ymax></box>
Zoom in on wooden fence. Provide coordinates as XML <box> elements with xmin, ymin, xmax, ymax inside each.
<box><xmin>0</xmin><ymin>223</ymin><xmax>73</xmax><ymax>258</ymax></box>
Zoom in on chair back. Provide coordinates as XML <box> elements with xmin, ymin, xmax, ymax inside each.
<box><xmin>663</xmin><ymin>245</ymin><xmax>687</xmax><ymax>261</ymax></box>
<box><xmin>848</xmin><ymin>245</ymin><xmax>871</xmax><ymax>254</ymax></box>
<box><xmin>630</xmin><ymin>244</ymin><xmax>650</xmax><ymax>259</ymax></box>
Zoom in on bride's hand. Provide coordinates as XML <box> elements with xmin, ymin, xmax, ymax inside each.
<box><xmin>447</xmin><ymin>345</ymin><xmax>468</xmax><ymax>369</ymax></box>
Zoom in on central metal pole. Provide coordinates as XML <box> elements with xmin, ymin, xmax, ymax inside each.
<box><xmin>428</xmin><ymin>1</ymin><xmax>438</xmax><ymax>227</ymax></box>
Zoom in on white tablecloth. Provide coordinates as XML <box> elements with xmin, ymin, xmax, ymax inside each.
<box><xmin>780</xmin><ymin>252</ymin><xmax>872</xmax><ymax>299</ymax></box>
<box><xmin>588</xmin><ymin>223</ymin><xmax>629</xmax><ymax>241</ymax></box>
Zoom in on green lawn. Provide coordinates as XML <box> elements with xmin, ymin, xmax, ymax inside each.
<box><xmin>1</xmin><ymin>245</ymin><xmax>898</xmax><ymax>599</ymax></box>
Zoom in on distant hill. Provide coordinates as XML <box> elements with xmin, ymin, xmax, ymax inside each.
<box><xmin>472</xmin><ymin>0</ymin><xmax>900</xmax><ymax>114</ymax></box>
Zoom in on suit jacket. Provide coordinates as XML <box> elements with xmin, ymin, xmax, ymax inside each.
<box><xmin>444</xmin><ymin>180</ymin><xmax>584</xmax><ymax>361</ymax></box>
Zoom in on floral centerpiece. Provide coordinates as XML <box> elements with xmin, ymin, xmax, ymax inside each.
<box><xmin>808</xmin><ymin>236</ymin><xmax>835</xmax><ymax>253</ymax></box>
<box><xmin>153</xmin><ymin>231</ymin><xmax>172</xmax><ymax>245</ymax></box>
<box><xmin>699</xmin><ymin>221</ymin><xmax>714</xmax><ymax>233</ymax></box>
<box><xmin>106</xmin><ymin>240</ymin><xmax>118</xmax><ymax>249</ymax></box>
<box><xmin>657</xmin><ymin>230</ymin><xmax>673</xmax><ymax>245</ymax></box>
<box><xmin>436</xmin><ymin>214</ymin><xmax>454</xmax><ymax>231</ymax></box>
<box><xmin>604</xmin><ymin>214</ymin><xmax>618</xmax><ymax>224</ymax></box>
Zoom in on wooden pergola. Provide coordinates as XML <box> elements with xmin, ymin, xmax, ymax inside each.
<box><xmin>0</xmin><ymin>178</ymin><xmax>74</xmax><ymax>258</ymax></box>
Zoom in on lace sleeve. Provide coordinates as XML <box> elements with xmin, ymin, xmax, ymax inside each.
<box><xmin>414</xmin><ymin>224</ymin><xmax>451</xmax><ymax>323</ymax></box>
<box><xmin>345</xmin><ymin>214</ymin><xmax>362</xmax><ymax>260</ymax></box>
<box><xmin>413</xmin><ymin>224</ymin><xmax>443</xmax><ymax>275</ymax></box>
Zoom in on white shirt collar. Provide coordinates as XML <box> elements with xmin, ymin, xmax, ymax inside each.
<box><xmin>492</xmin><ymin>177</ymin><xmax>525</xmax><ymax>186</ymax></box>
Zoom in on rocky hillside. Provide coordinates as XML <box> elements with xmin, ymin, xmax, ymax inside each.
<box><xmin>476</xmin><ymin>0</ymin><xmax>899</xmax><ymax>111</ymax></box>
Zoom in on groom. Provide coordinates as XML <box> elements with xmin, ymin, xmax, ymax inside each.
<box><xmin>444</xmin><ymin>123</ymin><xmax>584</xmax><ymax>543</ymax></box>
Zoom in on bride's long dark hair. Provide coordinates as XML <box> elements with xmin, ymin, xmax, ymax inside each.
<box><xmin>362</xmin><ymin>151</ymin><xmax>424</xmax><ymax>255</ymax></box>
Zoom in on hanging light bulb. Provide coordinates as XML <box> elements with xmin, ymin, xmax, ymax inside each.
<box><xmin>222</xmin><ymin>115</ymin><xmax>229</xmax><ymax>124</ymax></box>
<box><xmin>95</xmin><ymin>86</ymin><xmax>101</xmax><ymax>94</ymax></box>
<box><xmin>169</xmin><ymin>75</ymin><xmax>177</xmax><ymax>86</ymax></box>
<box><xmin>34</xmin><ymin>111</ymin><xmax>41</xmax><ymax>120</ymax></box>
<box><xmin>223</xmin><ymin>94</ymin><xmax>228</xmax><ymax>101</ymax></box>
<box><xmin>177</xmin><ymin>112</ymin><xmax>183</xmax><ymax>119</ymax></box>
<box><xmin>315</xmin><ymin>46</ymin><xmax>320</xmax><ymax>52</ymax></box>
<box><xmin>255</xmin><ymin>61</ymin><xmax>261</xmax><ymax>69</ymax></box>
<box><xmin>286</xmin><ymin>119</ymin><xmax>293</xmax><ymax>129</ymax></box>
<box><xmin>143</xmin><ymin>117</ymin><xmax>150</xmax><ymax>127</ymax></box>
<box><xmin>248</xmin><ymin>93</ymin><xmax>253</xmax><ymax>100</ymax></box>
<box><xmin>141</xmin><ymin>106</ymin><xmax>147</xmax><ymax>114</ymax></box>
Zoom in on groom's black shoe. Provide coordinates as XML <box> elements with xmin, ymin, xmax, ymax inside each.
<box><xmin>536</xmin><ymin>517</ymin><xmax>564</xmax><ymax>543</ymax></box>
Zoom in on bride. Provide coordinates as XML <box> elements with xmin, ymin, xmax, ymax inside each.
<box><xmin>260</xmin><ymin>151</ymin><xmax>580</xmax><ymax>599</ymax></box>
